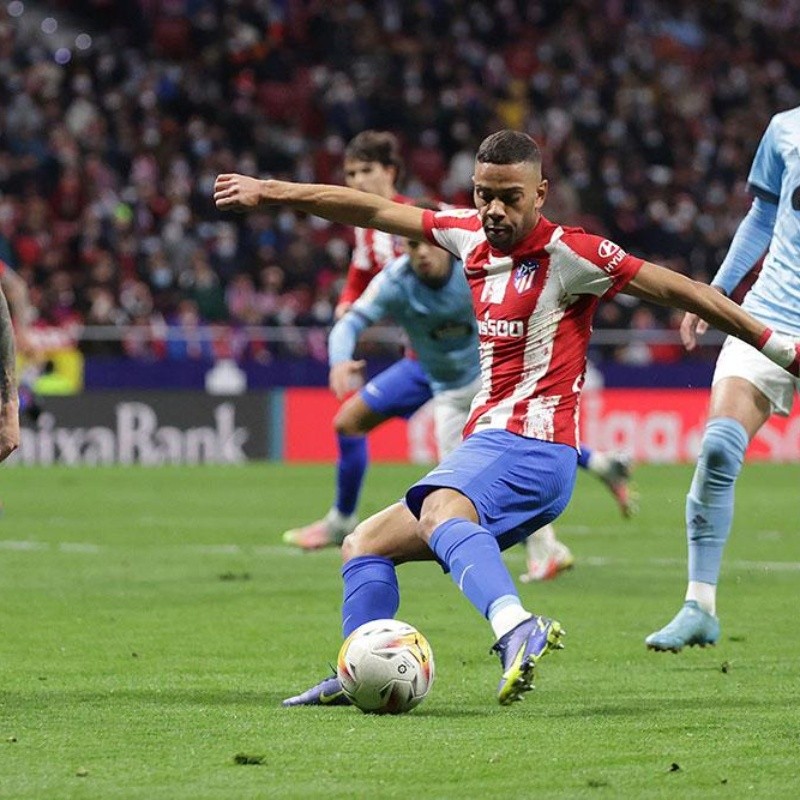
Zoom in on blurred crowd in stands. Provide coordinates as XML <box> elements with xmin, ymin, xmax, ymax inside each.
<box><xmin>2</xmin><ymin>0</ymin><xmax>799</xmax><ymax>363</ymax></box>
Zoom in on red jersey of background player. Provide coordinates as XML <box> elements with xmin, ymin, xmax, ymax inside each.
<box><xmin>337</xmin><ymin>193</ymin><xmax>413</xmax><ymax>307</ymax></box>
<box><xmin>422</xmin><ymin>208</ymin><xmax>643</xmax><ymax>448</ymax></box>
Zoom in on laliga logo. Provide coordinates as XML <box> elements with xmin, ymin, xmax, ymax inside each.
<box><xmin>597</xmin><ymin>239</ymin><xmax>627</xmax><ymax>273</ymax></box>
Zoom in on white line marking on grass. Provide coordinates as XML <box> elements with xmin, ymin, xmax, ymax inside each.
<box><xmin>251</xmin><ymin>545</ymin><xmax>304</xmax><ymax>557</ymax></box>
<box><xmin>581</xmin><ymin>556</ymin><xmax>800</xmax><ymax>572</ymax></box>
<box><xmin>5</xmin><ymin>540</ymin><xmax>798</xmax><ymax>574</ymax></box>
<box><xmin>59</xmin><ymin>543</ymin><xmax>101</xmax><ymax>553</ymax></box>
<box><xmin>0</xmin><ymin>540</ymin><xmax>48</xmax><ymax>550</ymax></box>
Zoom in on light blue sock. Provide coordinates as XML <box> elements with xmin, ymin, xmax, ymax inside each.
<box><xmin>577</xmin><ymin>444</ymin><xmax>592</xmax><ymax>470</ymax></box>
<box><xmin>686</xmin><ymin>417</ymin><xmax>749</xmax><ymax>585</ymax></box>
<box><xmin>335</xmin><ymin>434</ymin><xmax>368</xmax><ymax>516</ymax></box>
<box><xmin>429</xmin><ymin>518</ymin><xmax>518</xmax><ymax>618</ymax></box>
<box><xmin>341</xmin><ymin>555</ymin><xmax>399</xmax><ymax>637</ymax></box>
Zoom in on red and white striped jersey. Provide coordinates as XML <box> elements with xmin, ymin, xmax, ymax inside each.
<box><xmin>422</xmin><ymin>208</ymin><xmax>643</xmax><ymax>448</ymax></box>
<box><xmin>338</xmin><ymin>193</ymin><xmax>411</xmax><ymax>306</ymax></box>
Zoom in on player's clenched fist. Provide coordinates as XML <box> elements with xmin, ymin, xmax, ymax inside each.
<box><xmin>214</xmin><ymin>174</ymin><xmax>270</xmax><ymax>211</ymax></box>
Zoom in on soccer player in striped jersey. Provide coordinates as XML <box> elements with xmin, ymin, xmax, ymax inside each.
<box><xmin>285</xmin><ymin>200</ymin><xmax>631</xmax><ymax>569</ymax></box>
<box><xmin>283</xmin><ymin>131</ymin><xmax>413</xmax><ymax>548</ymax></box>
<box><xmin>215</xmin><ymin>130</ymin><xmax>800</xmax><ymax>705</ymax></box>
<box><xmin>646</xmin><ymin>106</ymin><xmax>800</xmax><ymax>652</ymax></box>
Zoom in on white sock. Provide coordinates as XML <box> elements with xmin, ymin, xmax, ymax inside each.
<box><xmin>685</xmin><ymin>581</ymin><xmax>716</xmax><ymax>616</ymax></box>
<box><xmin>489</xmin><ymin>601</ymin><xmax>532</xmax><ymax>639</ymax></box>
<box><xmin>525</xmin><ymin>523</ymin><xmax>557</xmax><ymax>563</ymax></box>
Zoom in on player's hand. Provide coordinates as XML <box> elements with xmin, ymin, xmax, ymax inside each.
<box><xmin>214</xmin><ymin>174</ymin><xmax>270</xmax><ymax>212</ymax></box>
<box><xmin>0</xmin><ymin>399</ymin><xmax>20</xmax><ymax>463</ymax></box>
<box><xmin>329</xmin><ymin>360</ymin><xmax>366</xmax><ymax>400</ymax></box>
<box><xmin>334</xmin><ymin>301</ymin><xmax>352</xmax><ymax>321</ymax></box>
<box><xmin>679</xmin><ymin>312</ymin><xmax>709</xmax><ymax>351</ymax></box>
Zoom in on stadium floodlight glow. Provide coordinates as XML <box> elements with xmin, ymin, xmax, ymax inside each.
<box><xmin>54</xmin><ymin>47</ymin><xmax>71</xmax><ymax>65</ymax></box>
<box><xmin>76</xmin><ymin>33</ymin><xmax>92</xmax><ymax>50</ymax></box>
<box><xmin>41</xmin><ymin>16</ymin><xmax>58</xmax><ymax>34</ymax></box>
<box><xmin>7</xmin><ymin>1</ymin><xmax>24</xmax><ymax>18</ymax></box>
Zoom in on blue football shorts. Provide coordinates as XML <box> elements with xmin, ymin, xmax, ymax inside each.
<box><xmin>405</xmin><ymin>429</ymin><xmax>578</xmax><ymax>550</ymax></box>
<box><xmin>359</xmin><ymin>357</ymin><xmax>434</xmax><ymax>419</ymax></box>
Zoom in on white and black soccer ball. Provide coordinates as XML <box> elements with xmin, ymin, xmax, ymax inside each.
<box><xmin>336</xmin><ymin>619</ymin><xmax>435</xmax><ymax>714</ymax></box>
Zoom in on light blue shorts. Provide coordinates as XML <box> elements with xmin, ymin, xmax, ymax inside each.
<box><xmin>406</xmin><ymin>429</ymin><xmax>578</xmax><ymax>551</ymax></box>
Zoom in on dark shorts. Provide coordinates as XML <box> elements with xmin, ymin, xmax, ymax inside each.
<box><xmin>406</xmin><ymin>429</ymin><xmax>578</xmax><ymax>551</ymax></box>
<box><xmin>359</xmin><ymin>357</ymin><xmax>433</xmax><ymax>419</ymax></box>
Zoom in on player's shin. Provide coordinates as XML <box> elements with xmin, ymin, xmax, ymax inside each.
<box><xmin>429</xmin><ymin>518</ymin><xmax>528</xmax><ymax>637</ymax></box>
<box><xmin>685</xmin><ymin>417</ymin><xmax>748</xmax><ymax>614</ymax></box>
<box><xmin>341</xmin><ymin>555</ymin><xmax>399</xmax><ymax>637</ymax></box>
<box><xmin>335</xmin><ymin>433</ymin><xmax>368</xmax><ymax>517</ymax></box>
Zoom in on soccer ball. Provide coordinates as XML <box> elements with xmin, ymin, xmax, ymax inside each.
<box><xmin>337</xmin><ymin>619</ymin><xmax>435</xmax><ymax>714</ymax></box>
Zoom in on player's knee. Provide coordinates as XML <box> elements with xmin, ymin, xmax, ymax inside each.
<box><xmin>700</xmin><ymin>418</ymin><xmax>748</xmax><ymax>479</ymax></box>
<box><xmin>341</xmin><ymin>530</ymin><xmax>358</xmax><ymax>562</ymax></box>
<box><xmin>342</xmin><ymin>519</ymin><xmax>382</xmax><ymax>561</ymax></box>
<box><xmin>333</xmin><ymin>402</ymin><xmax>369</xmax><ymax>436</ymax></box>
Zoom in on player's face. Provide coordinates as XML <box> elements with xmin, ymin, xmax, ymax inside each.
<box><xmin>472</xmin><ymin>161</ymin><xmax>547</xmax><ymax>251</ymax></box>
<box><xmin>344</xmin><ymin>159</ymin><xmax>397</xmax><ymax>198</ymax></box>
<box><xmin>405</xmin><ymin>239</ymin><xmax>451</xmax><ymax>286</ymax></box>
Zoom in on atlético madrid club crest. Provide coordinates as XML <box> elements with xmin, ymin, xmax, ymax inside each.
<box><xmin>514</xmin><ymin>258</ymin><xmax>539</xmax><ymax>292</ymax></box>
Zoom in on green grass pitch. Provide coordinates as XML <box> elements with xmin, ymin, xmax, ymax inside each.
<box><xmin>2</xmin><ymin>462</ymin><xmax>799</xmax><ymax>799</ymax></box>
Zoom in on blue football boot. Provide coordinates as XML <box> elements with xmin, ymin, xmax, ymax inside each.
<box><xmin>645</xmin><ymin>601</ymin><xmax>720</xmax><ymax>652</ymax></box>
<box><xmin>491</xmin><ymin>615</ymin><xmax>565</xmax><ymax>705</ymax></box>
<box><xmin>281</xmin><ymin>675</ymin><xmax>351</xmax><ymax>707</ymax></box>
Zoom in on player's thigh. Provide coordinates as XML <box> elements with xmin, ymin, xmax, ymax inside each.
<box><xmin>334</xmin><ymin>393</ymin><xmax>389</xmax><ymax>435</ymax></box>
<box><xmin>432</xmin><ymin>376</ymin><xmax>480</xmax><ymax>458</ymax></box>
<box><xmin>343</xmin><ymin>502</ymin><xmax>435</xmax><ymax>564</ymax></box>
<box><xmin>711</xmin><ymin>337</ymin><xmax>790</xmax><ymax>437</ymax></box>
<box><xmin>708</xmin><ymin>378</ymin><xmax>771</xmax><ymax>438</ymax></box>
<box><xmin>359</xmin><ymin>358</ymin><xmax>433</xmax><ymax>421</ymax></box>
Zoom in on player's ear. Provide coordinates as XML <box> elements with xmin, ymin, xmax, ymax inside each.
<box><xmin>535</xmin><ymin>178</ymin><xmax>548</xmax><ymax>210</ymax></box>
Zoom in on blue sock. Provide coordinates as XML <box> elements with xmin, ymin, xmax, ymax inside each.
<box><xmin>341</xmin><ymin>555</ymin><xmax>399</xmax><ymax>637</ymax></box>
<box><xmin>686</xmin><ymin>417</ymin><xmax>749</xmax><ymax>584</ymax></box>
<box><xmin>429</xmin><ymin>518</ymin><xmax>518</xmax><ymax>618</ymax></box>
<box><xmin>335</xmin><ymin>434</ymin><xmax>368</xmax><ymax>516</ymax></box>
<box><xmin>577</xmin><ymin>444</ymin><xmax>592</xmax><ymax>470</ymax></box>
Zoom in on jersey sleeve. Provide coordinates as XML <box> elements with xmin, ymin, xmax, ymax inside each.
<box><xmin>550</xmin><ymin>231</ymin><xmax>644</xmax><ymax>299</ymax></box>
<box><xmin>747</xmin><ymin>117</ymin><xmax>783</xmax><ymax>204</ymax></box>
<box><xmin>422</xmin><ymin>208</ymin><xmax>483</xmax><ymax>260</ymax></box>
<box><xmin>328</xmin><ymin>312</ymin><xmax>369</xmax><ymax>366</ymax></box>
<box><xmin>711</xmin><ymin>197</ymin><xmax>776</xmax><ymax>295</ymax></box>
<box><xmin>348</xmin><ymin>268</ymin><xmax>397</xmax><ymax>324</ymax></box>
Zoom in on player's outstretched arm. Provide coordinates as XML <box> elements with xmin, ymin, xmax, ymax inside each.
<box><xmin>0</xmin><ymin>289</ymin><xmax>20</xmax><ymax>463</ymax></box>
<box><xmin>625</xmin><ymin>261</ymin><xmax>800</xmax><ymax>375</ymax></box>
<box><xmin>214</xmin><ymin>175</ymin><xmax>426</xmax><ymax>241</ymax></box>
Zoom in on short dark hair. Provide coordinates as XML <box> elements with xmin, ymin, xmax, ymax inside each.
<box><xmin>476</xmin><ymin>130</ymin><xmax>541</xmax><ymax>166</ymax></box>
<box><xmin>345</xmin><ymin>130</ymin><xmax>404</xmax><ymax>184</ymax></box>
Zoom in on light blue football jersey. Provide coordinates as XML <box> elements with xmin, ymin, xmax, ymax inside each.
<box><xmin>742</xmin><ymin>106</ymin><xmax>800</xmax><ymax>334</ymax></box>
<box><xmin>329</xmin><ymin>255</ymin><xmax>480</xmax><ymax>394</ymax></box>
